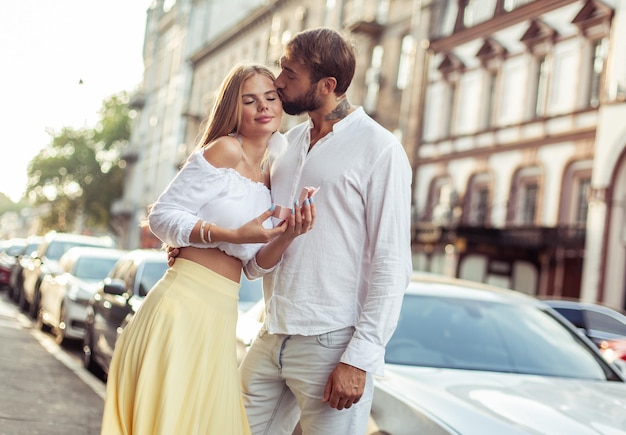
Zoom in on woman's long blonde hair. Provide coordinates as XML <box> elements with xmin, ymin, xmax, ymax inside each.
<box><xmin>197</xmin><ymin>64</ymin><xmax>277</xmax><ymax>149</ymax></box>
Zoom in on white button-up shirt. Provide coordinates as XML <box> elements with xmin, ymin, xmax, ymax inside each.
<box><xmin>245</xmin><ymin>107</ymin><xmax>412</xmax><ymax>375</ymax></box>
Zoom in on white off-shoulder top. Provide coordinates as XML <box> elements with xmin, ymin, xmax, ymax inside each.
<box><xmin>148</xmin><ymin>148</ymin><xmax>273</xmax><ymax>263</ymax></box>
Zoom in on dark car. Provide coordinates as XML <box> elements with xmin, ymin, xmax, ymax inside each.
<box><xmin>0</xmin><ymin>238</ymin><xmax>26</xmax><ymax>289</ymax></box>
<box><xmin>543</xmin><ymin>299</ymin><xmax>626</xmax><ymax>367</ymax></box>
<box><xmin>20</xmin><ymin>231</ymin><xmax>116</xmax><ymax>318</ymax></box>
<box><xmin>82</xmin><ymin>249</ymin><xmax>168</xmax><ymax>379</ymax></box>
<box><xmin>8</xmin><ymin>236</ymin><xmax>43</xmax><ymax>303</ymax></box>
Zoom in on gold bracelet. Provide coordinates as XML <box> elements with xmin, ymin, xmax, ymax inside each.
<box><xmin>200</xmin><ymin>221</ymin><xmax>208</xmax><ymax>244</ymax></box>
<box><xmin>206</xmin><ymin>222</ymin><xmax>213</xmax><ymax>243</ymax></box>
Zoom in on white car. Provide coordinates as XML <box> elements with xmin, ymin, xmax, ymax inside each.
<box><xmin>37</xmin><ymin>246</ymin><xmax>126</xmax><ymax>346</ymax></box>
<box><xmin>368</xmin><ymin>273</ymin><xmax>626</xmax><ymax>434</ymax></box>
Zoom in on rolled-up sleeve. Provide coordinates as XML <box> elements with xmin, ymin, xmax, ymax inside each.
<box><xmin>148</xmin><ymin>153</ymin><xmax>224</xmax><ymax>247</ymax></box>
<box><xmin>340</xmin><ymin>144</ymin><xmax>412</xmax><ymax>376</ymax></box>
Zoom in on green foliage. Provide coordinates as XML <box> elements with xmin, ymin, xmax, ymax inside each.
<box><xmin>25</xmin><ymin>92</ymin><xmax>130</xmax><ymax>234</ymax></box>
<box><xmin>0</xmin><ymin>192</ymin><xmax>25</xmax><ymax>215</ymax></box>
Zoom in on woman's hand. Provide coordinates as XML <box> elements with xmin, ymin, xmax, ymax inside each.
<box><xmin>279</xmin><ymin>197</ymin><xmax>316</xmax><ymax>240</ymax></box>
<box><xmin>232</xmin><ymin>208</ymin><xmax>288</xmax><ymax>244</ymax></box>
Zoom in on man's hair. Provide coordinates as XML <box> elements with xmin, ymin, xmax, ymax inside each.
<box><xmin>285</xmin><ymin>27</ymin><xmax>356</xmax><ymax>95</ymax></box>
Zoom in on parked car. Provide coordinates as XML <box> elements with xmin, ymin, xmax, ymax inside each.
<box><xmin>82</xmin><ymin>249</ymin><xmax>168</xmax><ymax>379</ymax></box>
<box><xmin>20</xmin><ymin>231</ymin><xmax>116</xmax><ymax>318</ymax></box>
<box><xmin>37</xmin><ymin>246</ymin><xmax>126</xmax><ymax>346</ymax></box>
<box><xmin>235</xmin><ymin>298</ymin><xmax>265</xmax><ymax>364</ymax></box>
<box><xmin>8</xmin><ymin>236</ymin><xmax>43</xmax><ymax>303</ymax></box>
<box><xmin>366</xmin><ymin>273</ymin><xmax>626</xmax><ymax>434</ymax></box>
<box><xmin>236</xmin><ymin>273</ymin><xmax>626</xmax><ymax>433</ymax></box>
<box><xmin>238</xmin><ymin>274</ymin><xmax>263</xmax><ymax>313</ymax></box>
<box><xmin>543</xmin><ymin>299</ymin><xmax>626</xmax><ymax>368</ymax></box>
<box><xmin>0</xmin><ymin>238</ymin><xmax>26</xmax><ymax>289</ymax></box>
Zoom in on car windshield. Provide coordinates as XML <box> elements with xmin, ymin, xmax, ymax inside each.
<box><xmin>386</xmin><ymin>293</ymin><xmax>614</xmax><ymax>381</ymax></box>
<box><xmin>137</xmin><ymin>261</ymin><xmax>169</xmax><ymax>297</ymax></box>
<box><xmin>74</xmin><ymin>257</ymin><xmax>120</xmax><ymax>281</ymax></box>
<box><xmin>238</xmin><ymin>276</ymin><xmax>263</xmax><ymax>312</ymax></box>
<box><xmin>47</xmin><ymin>241</ymin><xmax>108</xmax><ymax>261</ymax></box>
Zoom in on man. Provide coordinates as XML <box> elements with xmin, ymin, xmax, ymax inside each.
<box><xmin>240</xmin><ymin>27</ymin><xmax>412</xmax><ymax>434</ymax></box>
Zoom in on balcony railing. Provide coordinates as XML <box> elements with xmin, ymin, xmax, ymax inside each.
<box><xmin>413</xmin><ymin>222</ymin><xmax>585</xmax><ymax>250</ymax></box>
<box><xmin>343</xmin><ymin>0</ymin><xmax>387</xmax><ymax>35</ymax></box>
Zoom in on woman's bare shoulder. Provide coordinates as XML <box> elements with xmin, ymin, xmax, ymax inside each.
<box><xmin>202</xmin><ymin>136</ymin><xmax>243</xmax><ymax>169</ymax></box>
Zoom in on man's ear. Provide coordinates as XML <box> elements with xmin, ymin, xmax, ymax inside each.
<box><xmin>318</xmin><ymin>77</ymin><xmax>337</xmax><ymax>95</ymax></box>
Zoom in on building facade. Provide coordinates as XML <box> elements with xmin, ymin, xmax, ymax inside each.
<box><xmin>113</xmin><ymin>0</ymin><xmax>626</xmax><ymax>308</ymax></box>
<box><xmin>413</xmin><ymin>0</ymin><xmax>626</xmax><ymax>308</ymax></box>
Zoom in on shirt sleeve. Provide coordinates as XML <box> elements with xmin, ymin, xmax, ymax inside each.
<box><xmin>243</xmin><ymin>254</ymin><xmax>282</xmax><ymax>279</ymax></box>
<box><xmin>340</xmin><ymin>143</ymin><xmax>413</xmax><ymax>376</ymax></box>
<box><xmin>148</xmin><ymin>153</ymin><xmax>226</xmax><ymax>247</ymax></box>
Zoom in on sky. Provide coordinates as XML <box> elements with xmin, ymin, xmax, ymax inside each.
<box><xmin>0</xmin><ymin>1</ymin><xmax>150</xmax><ymax>202</ymax></box>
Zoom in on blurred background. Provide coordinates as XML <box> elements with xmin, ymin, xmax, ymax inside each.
<box><xmin>1</xmin><ymin>0</ymin><xmax>625</xmax><ymax>312</ymax></box>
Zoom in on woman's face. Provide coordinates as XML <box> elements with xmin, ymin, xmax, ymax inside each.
<box><xmin>239</xmin><ymin>73</ymin><xmax>283</xmax><ymax>138</ymax></box>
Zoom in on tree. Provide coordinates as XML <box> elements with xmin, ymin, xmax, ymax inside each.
<box><xmin>25</xmin><ymin>92</ymin><xmax>130</xmax><ymax>234</ymax></box>
<box><xmin>0</xmin><ymin>193</ymin><xmax>24</xmax><ymax>216</ymax></box>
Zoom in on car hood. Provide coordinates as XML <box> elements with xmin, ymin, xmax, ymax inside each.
<box><xmin>373</xmin><ymin>365</ymin><xmax>626</xmax><ymax>435</ymax></box>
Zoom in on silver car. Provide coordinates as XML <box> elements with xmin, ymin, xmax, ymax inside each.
<box><xmin>37</xmin><ymin>246</ymin><xmax>126</xmax><ymax>346</ymax></box>
<box><xmin>369</xmin><ymin>273</ymin><xmax>626</xmax><ymax>434</ymax></box>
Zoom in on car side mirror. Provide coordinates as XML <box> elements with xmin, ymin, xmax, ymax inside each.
<box><xmin>102</xmin><ymin>278</ymin><xmax>127</xmax><ymax>297</ymax></box>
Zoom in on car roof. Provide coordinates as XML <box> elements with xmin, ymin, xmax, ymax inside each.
<box><xmin>121</xmin><ymin>249</ymin><xmax>168</xmax><ymax>262</ymax></box>
<box><xmin>542</xmin><ymin>299</ymin><xmax>626</xmax><ymax>317</ymax></box>
<box><xmin>61</xmin><ymin>246</ymin><xmax>126</xmax><ymax>259</ymax></box>
<box><xmin>407</xmin><ymin>272</ymin><xmax>543</xmax><ymax>307</ymax></box>
<box><xmin>43</xmin><ymin>231</ymin><xmax>115</xmax><ymax>246</ymax></box>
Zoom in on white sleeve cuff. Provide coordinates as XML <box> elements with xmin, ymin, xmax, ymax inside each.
<box><xmin>341</xmin><ymin>337</ymin><xmax>386</xmax><ymax>376</ymax></box>
<box><xmin>243</xmin><ymin>254</ymin><xmax>282</xmax><ymax>280</ymax></box>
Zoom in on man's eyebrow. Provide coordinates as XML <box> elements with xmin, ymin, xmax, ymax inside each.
<box><xmin>278</xmin><ymin>57</ymin><xmax>297</xmax><ymax>74</ymax></box>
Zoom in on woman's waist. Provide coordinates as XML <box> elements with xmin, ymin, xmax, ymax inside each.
<box><xmin>177</xmin><ymin>246</ymin><xmax>243</xmax><ymax>282</ymax></box>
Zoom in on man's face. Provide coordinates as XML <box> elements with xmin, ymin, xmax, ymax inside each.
<box><xmin>275</xmin><ymin>56</ymin><xmax>322</xmax><ymax>116</ymax></box>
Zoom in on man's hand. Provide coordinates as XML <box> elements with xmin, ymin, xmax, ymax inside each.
<box><xmin>322</xmin><ymin>362</ymin><xmax>365</xmax><ymax>410</ymax></box>
<box><xmin>166</xmin><ymin>246</ymin><xmax>179</xmax><ymax>267</ymax></box>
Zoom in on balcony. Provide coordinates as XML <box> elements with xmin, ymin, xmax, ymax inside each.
<box><xmin>455</xmin><ymin>225</ymin><xmax>585</xmax><ymax>250</ymax></box>
<box><xmin>110</xmin><ymin>199</ymin><xmax>134</xmax><ymax>218</ymax></box>
<box><xmin>120</xmin><ymin>146</ymin><xmax>139</xmax><ymax>164</ymax></box>
<box><xmin>128</xmin><ymin>91</ymin><xmax>146</xmax><ymax>110</ymax></box>
<box><xmin>343</xmin><ymin>0</ymin><xmax>386</xmax><ymax>36</ymax></box>
<box><xmin>413</xmin><ymin>223</ymin><xmax>585</xmax><ymax>251</ymax></box>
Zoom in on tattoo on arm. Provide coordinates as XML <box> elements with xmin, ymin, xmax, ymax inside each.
<box><xmin>325</xmin><ymin>98</ymin><xmax>350</xmax><ymax>121</ymax></box>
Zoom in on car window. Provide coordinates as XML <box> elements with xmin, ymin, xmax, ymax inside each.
<box><xmin>46</xmin><ymin>240</ymin><xmax>112</xmax><ymax>262</ymax></box>
<box><xmin>24</xmin><ymin>243</ymin><xmax>40</xmax><ymax>256</ymax></box>
<box><xmin>552</xmin><ymin>307</ymin><xmax>585</xmax><ymax>329</ymax></box>
<box><xmin>386</xmin><ymin>294</ymin><xmax>610</xmax><ymax>381</ymax></box>
<box><xmin>137</xmin><ymin>261</ymin><xmax>168</xmax><ymax>297</ymax></box>
<box><xmin>586</xmin><ymin>311</ymin><xmax>626</xmax><ymax>336</ymax></box>
<box><xmin>238</xmin><ymin>276</ymin><xmax>263</xmax><ymax>311</ymax></box>
<box><xmin>74</xmin><ymin>257</ymin><xmax>120</xmax><ymax>281</ymax></box>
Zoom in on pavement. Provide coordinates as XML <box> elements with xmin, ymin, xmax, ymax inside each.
<box><xmin>0</xmin><ymin>290</ymin><xmax>105</xmax><ymax>435</ymax></box>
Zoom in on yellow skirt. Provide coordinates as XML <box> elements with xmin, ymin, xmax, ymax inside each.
<box><xmin>101</xmin><ymin>259</ymin><xmax>251</xmax><ymax>435</ymax></box>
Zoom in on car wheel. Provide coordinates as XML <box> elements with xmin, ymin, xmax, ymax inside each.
<box><xmin>54</xmin><ymin>305</ymin><xmax>69</xmax><ymax>347</ymax></box>
<box><xmin>18</xmin><ymin>289</ymin><xmax>29</xmax><ymax>312</ymax></box>
<box><xmin>28</xmin><ymin>284</ymin><xmax>41</xmax><ymax>319</ymax></box>
<box><xmin>83</xmin><ymin>321</ymin><xmax>105</xmax><ymax>380</ymax></box>
<box><xmin>10</xmin><ymin>279</ymin><xmax>21</xmax><ymax>302</ymax></box>
<box><xmin>36</xmin><ymin>309</ymin><xmax>51</xmax><ymax>333</ymax></box>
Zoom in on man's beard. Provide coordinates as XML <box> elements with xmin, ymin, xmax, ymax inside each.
<box><xmin>280</xmin><ymin>82</ymin><xmax>322</xmax><ymax>116</ymax></box>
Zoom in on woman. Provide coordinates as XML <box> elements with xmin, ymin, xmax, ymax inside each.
<box><xmin>101</xmin><ymin>64</ymin><xmax>313</xmax><ymax>434</ymax></box>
